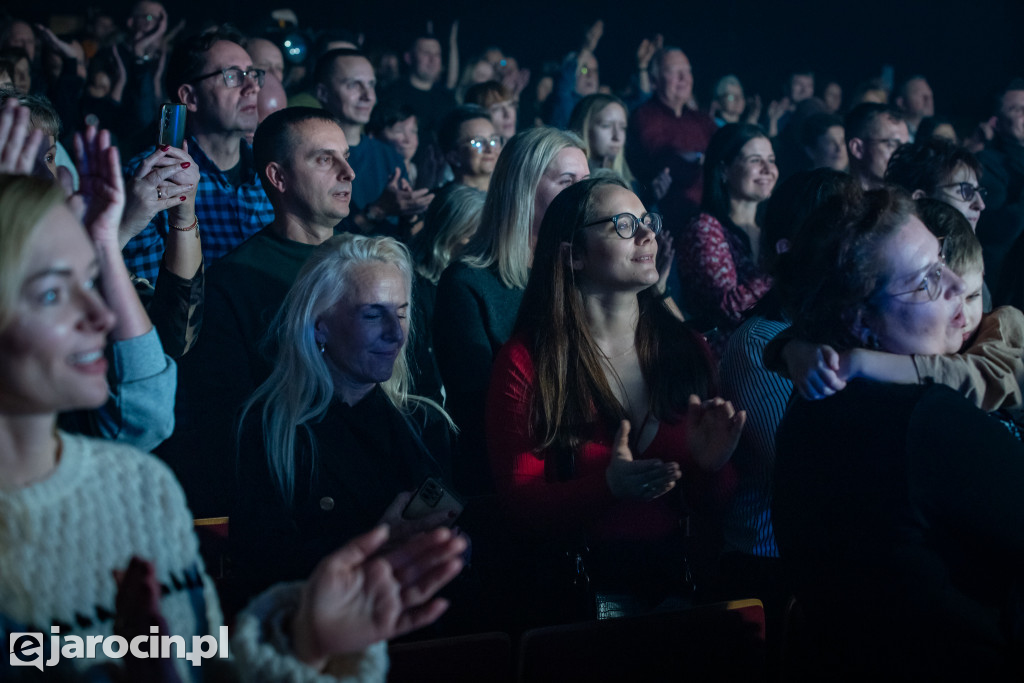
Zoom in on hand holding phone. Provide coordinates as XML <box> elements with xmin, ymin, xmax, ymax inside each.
<box><xmin>401</xmin><ymin>478</ymin><xmax>464</xmax><ymax>527</ymax></box>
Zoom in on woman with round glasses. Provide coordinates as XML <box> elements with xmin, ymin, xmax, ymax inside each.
<box><xmin>487</xmin><ymin>176</ymin><xmax>744</xmax><ymax>622</ymax></box>
<box><xmin>438</xmin><ymin>104</ymin><xmax>501</xmax><ymax>193</ymax></box>
<box><xmin>769</xmin><ymin>187</ymin><xmax>1024</xmax><ymax>679</ymax></box>
<box><xmin>678</xmin><ymin>123</ymin><xmax>778</xmax><ymax>351</ymax></box>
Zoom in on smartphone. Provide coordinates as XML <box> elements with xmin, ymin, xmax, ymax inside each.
<box><xmin>158</xmin><ymin>103</ymin><xmax>187</xmax><ymax>148</ymax></box>
<box><xmin>401</xmin><ymin>477</ymin><xmax>464</xmax><ymax>527</ymax></box>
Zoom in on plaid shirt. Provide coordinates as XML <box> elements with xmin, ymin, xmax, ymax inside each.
<box><xmin>121</xmin><ymin>137</ymin><xmax>275</xmax><ymax>283</ymax></box>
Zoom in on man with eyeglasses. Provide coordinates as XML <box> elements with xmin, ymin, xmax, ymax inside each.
<box><xmin>121</xmin><ymin>27</ymin><xmax>275</xmax><ymax>283</ymax></box>
<box><xmin>314</xmin><ymin>48</ymin><xmax>433</xmax><ymax>235</ymax></box>
<box><xmin>977</xmin><ymin>78</ymin><xmax>1024</xmax><ymax>304</ymax></box>
<box><xmin>437</xmin><ymin>104</ymin><xmax>501</xmax><ymax>193</ymax></box>
<box><xmin>844</xmin><ymin>103</ymin><xmax>909</xmax><ymax>191</ymax></box>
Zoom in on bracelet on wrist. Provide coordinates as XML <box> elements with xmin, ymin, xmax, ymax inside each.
<box><xmin>170</xmin><ymin>215</ymin><xmax>199</xmax><ymax>232</ymax></box>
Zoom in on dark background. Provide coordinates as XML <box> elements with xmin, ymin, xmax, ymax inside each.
<box><xmin>20</xmin><ymin>0</ymin><xmax>1024</xmax><ymax>128</ymax></box>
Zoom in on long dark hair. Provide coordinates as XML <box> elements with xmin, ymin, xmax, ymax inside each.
<box><xmin>700</xmin><ymin>122</ymin><xmax>771</xmax><ymax>219</ymax></box>
<box><xmin>515</xmin><ymin>177</ymin><xmax>716</xmax><ymax>472</ymax></box>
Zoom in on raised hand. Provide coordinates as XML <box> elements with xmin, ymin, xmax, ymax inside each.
<box><xmin>583</xmin><ymin>19</ymin><xmax>604</xmax><ymax>54</ymax></box>
<box><xmin>120</xmin><ymin>144</ymin><xmax>198</xmax><ymax>244</ymax></box>
<box><xmin>686</xmin><ymin>395</ymin><xmax>745</xmax><ymax>471</ymax></box>
<box><xmin>605</xmin><ymin>420</ymin><xmax>682</xmax><ymax>501</ymax></box>
<box><xmin>0</xmin><ymin>100</ymin><xmax>46</xmax><ymax>176</ymax></box>
<box><xmin>652</xmin><ymin>167</ymin><xmax>672</xmax><ymax>201</ymax></box>
<box><xmin>290</xmin><ymin>525</ymin><xmax>466</xmax><ymax>672</ymax></box>
<box><xmin>70</xmin><ymin>126</ymin><xmax>125</xmax><ymax>248</ymax></box>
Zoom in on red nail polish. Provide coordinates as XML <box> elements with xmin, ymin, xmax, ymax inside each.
<box><xmin>180</xmin><ymin>162</ymin><xmax>190</xmax><ymax>169</ymax></box>
<box><xmin>179</xmin><ymin>196</ymin><xmax>186</xmax><ymax>201</ymax></box>
<box><xmin>160</xmin><ymin>145</ymin><xmax>170</xmax><ymax>151</ymax></box>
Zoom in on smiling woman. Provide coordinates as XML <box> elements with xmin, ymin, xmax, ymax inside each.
<box><xmin>487</xmin><ymin>176</ymin><xmax>744</xmax><ymax>624</ymax></box>
<box><xmin>678</xmin><ymin>123</ymin><xmax>778</xmax><ymax>352</ymax></box>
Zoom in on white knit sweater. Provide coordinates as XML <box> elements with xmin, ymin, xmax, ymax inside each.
<box><xmin>0</xmin><ymin>432</ymin><xmax>387</xmax><ymax>682</ymax></box>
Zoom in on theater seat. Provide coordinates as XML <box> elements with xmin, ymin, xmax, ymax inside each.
<box><xmin>387</xmin><ymin>631</ymin><xmax>512</xmax><ymax>683</ymax></box>
<box><xmin>517</xmin><ymin>599</ymin><xmax>766</xmax><ymax>683</ymax></box>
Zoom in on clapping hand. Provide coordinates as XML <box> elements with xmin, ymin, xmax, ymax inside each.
<box><xmin>377</xmin><ymin>167</ymin><xmax>434</xmax><ymax>217</ymax></box>
<box><xmin>605</xmin><ymin>420</ymin><xmax>682</xmax><ymax>501</ymax></box>
<box><xmin>290</xmin><ymin>525</ymin><xmax>466</xmax><ymax>672</ymax></box>
<box><xmin>0</xmin><ymin>100</ymin><xmax>46</xmax><ymax>176</ymax></box>
<box><xmin>686</xmin><ymin>395</ymin><xmax>745</xmax><ymax>471</ymax></box>
<box><xmin>70</xmin><ymin>126</ymin><xmax>125</xmax><ymax>248</ymax></box>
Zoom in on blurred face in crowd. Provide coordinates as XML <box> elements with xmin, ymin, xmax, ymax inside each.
<box><xmin>409</xmin><ymin>37</ymin><xmax>442</xmax><ymax>84</ymax></box>
<box><xmin>533</xmin><ymin>147</ymin><xmax>590</xmax><ymax>237</ymax></box>
<box><xmin>380</xmin><ymin>115</ymin><xmax>419</xmax><ymax>163</ymax></box>
<box><xmin>807</xmin><ymin>126</ymin><xmax>848</xmax><ymax>172</ymax></box>
<box><xmin>271</xmin><ymin>119</ymin><xmax>355</xmax><ymax>228</ymax></box>
<box><xmin>899</xmin><ymin>78</ymin><xmax>934</xmax><ymax>120</ymax></box>
<box><xmin>12</xmin><ymin>55</ymin><xmax>30</xmax><ymax>94</ymax></box>
<box><xmin>930</xmin><ymin>123</ymin><xmax>958</xmax><ymax>144</ymax></box>
<box><xmin>316</xmin><ymin>262</ymin><xmax>409</xmax><ymax>404</ymax></box>
<box><xmin>864</xmin><ymin>216</ymin><xmax>966</xmax><ymax>356</ymax></box>
<box><xmin>452</xmin><ymin>117</ymin><xmax>501</xmax><ymax>179</ymax></box>
<box><xmin>853</xmin><ymin>114</ymin><xmax>909</xmax><ymax>186</ymax></box>
<box><xmin>717</xmin><ymin>82</ymin><xmax>745</xmax><ymax>120</ymax></box>
<box><xmin>823</xmin><ymin>82</ymin><xmax>842</xmax><ymax>113</ymax></box>
<box><xmin>726</xmin><ymin>136</ymin><xmax>778</xmax><ymax>203</ymax></box>
<box><xmin>997</xmin><ymin>89</ymin><xmax>1024</xmax><ymax>144</ymax></box>
<box><xmin>655</xmin><ymin>50</ymin><xmax>693</xmax><ymax>112</ymax></box>
<box><xmin>247</xmin><ymin>38</ymin><xmax>285</xmax><ymax>83</ymax></box>
<box><xmin>318</xmin><ymin>55</ymin><xmax>377</xmax><ymax>127</ymax></box>
<box><xmin>185</xmin><ymin>40</ymin><xmax>260</xmax><ymax>136</ymax></box>
<box><xmin>487</xmin><ymin>97</ymin><xmax>518</xmax><ymax>140</ymax></box>
<box><xmin>588</xmin><ymin>102</ymin><xmax>627</xmax><ymax>165</ymax></box>
<box><xmin>4</xmin><ymin>21</ymin><xmax>36</xmax><ymax>61</ymax></box>
<box><xmin>127</xmin><ymin>2</ymin><xmax>165</xmax><ymax>44</ymax></box>
<box><xmin>933</xmin><ymin>164</ymin><xmax>986</xmax><ymax>231</ymax></box>
<box><xmin>789</xmin><ymin>74</ymin><xmax>814</xmax><ymax>103</ymax></box>
<box><xmin>470</xmin><ymin>59</ymin><xmax>495</xmax><ymax>84</ymax></box>
<box><xmin>0</xmin><ymin>204</ymin><xmax>115</xmax><ymax>415</ymax></box>
<box><xmin>575</xmin><ymin>52</ymin><xmax>599</xmax><ymax>96</ymax></box>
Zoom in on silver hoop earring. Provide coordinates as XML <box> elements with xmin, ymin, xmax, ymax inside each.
<box><xmin>317</xmin><ymin>341</ymin><xmax>326</xmax><ymax>354</ymax></box>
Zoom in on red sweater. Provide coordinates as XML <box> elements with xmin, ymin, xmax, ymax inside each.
<box><xmin>486</xmin><ymin>333</ymin><xmax>732</xmax><ymax>543</ymax></box>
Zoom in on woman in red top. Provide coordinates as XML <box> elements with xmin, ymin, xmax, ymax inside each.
<box><xmin>487</xmin><ymin>176</ymin><xmax>744</xmax><ymax>621</ymax></box>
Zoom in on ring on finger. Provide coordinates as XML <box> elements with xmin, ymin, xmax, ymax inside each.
<box><xmin>157</xmin><ymin>188</ymin><xmax>162</xmax><ymax>199</ymax></box>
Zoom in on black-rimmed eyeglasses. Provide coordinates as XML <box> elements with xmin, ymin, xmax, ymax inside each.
<box><xmin>580</xmin><ymin>212</ymin><xmax>663</xmax><ymax>239</ymax></box>
<box><xmin>190</xmin><ymin>67</ymin><xmax>265</xmax><ymax>88</ymax></box>
<box><xmin>939</xmin><ymin>181</ymin><xmax>987</xmax><ymax>203</ymax></box>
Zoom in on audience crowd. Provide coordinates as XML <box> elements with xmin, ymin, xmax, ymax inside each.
<box><xmin>3</xmin><ymin>5</ymin><xmax>1024</xmax><ymax>680</ymax></box>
